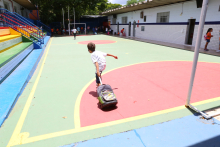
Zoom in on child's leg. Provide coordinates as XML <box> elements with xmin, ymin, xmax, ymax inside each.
<box><xmin>95</xmin><ymin>72</ymin><xmax>102</xmax><ymax>86</ymax></box>
<box><xmin>204</xmin><ymin>41</ymin><xmax>209</xmax><ymax>50</ymax></box>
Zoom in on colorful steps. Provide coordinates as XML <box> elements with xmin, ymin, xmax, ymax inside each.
<box><xmin>0</xmin><ymin>36</ymin><xmax>22</xmax><ymax>52</ymax></box>
<box><xmin>0</xmin><ymin>42</ymin><xmax>32</xmax><ymax>67</ymax></box>
<box><xmin>0</xmin><ymin>35</ymin><xmax>21</xmax><ymax>42</ymax></box>
<box><xmin>0</xmin><ymin>27</ymin><xmax>34</xmax><ymax>83</ymax></box>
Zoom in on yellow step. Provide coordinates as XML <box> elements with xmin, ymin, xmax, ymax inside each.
<box><xmin>0</xmin><ymin>35</ymin><xmax>21</xmax><ymax>42</ymax></box>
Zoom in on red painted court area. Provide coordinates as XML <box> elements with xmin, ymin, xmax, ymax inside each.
<box><xmin>78</xmin><ymin>40</ymin><xmax>116</xmax><ymax>44</ymax></box>
<box><xmin>80</xmin><ymin>61</ymin><xmax>220</xmax><ymax>127</ymax></box>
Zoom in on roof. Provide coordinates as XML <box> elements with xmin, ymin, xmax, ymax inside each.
<box><xmin>13</xmin><ymin>0</ymin><xmax>36</xmax><ymax>10</ymax></box>
<box><xmin>81</xmin><ymin>15</ymin><xmax>106</xmax><ymax>18</ymax></box>
<box><xmin>102</xmin><ymin>0</ymin><xmax>191</xmax><ymax>15</ymax></box>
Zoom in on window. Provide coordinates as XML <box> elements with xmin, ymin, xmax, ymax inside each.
<box><xmin>122</xmin><ymin>17</ymin><xmax>127</xmax><ymax>24</ymax></box>
<box><xmin>4</xmin><ymin>3</ymin><xmax>10</xmax><ymax>11</ymax></box>
<box><xmin>140</xmin><ymin>11</ymin><xmax>144</xmax><ymax>18</ymax></box>
<box><xmin>112</xmin><ymin>18</ymin><xmax>116</xmax><ymax>24</ymax></box>
<box><xmin>141</xmin><ymin>26</ymin><xmax>145</xmax><ymax>31</ymax></box>
<box><xmin>144</xmin><ymin>16</ymin><xmax>146</xmax><ymax>22</ymax></box>
<box><xmin>219</xmin><ymin>5</ymin><xmax>220</xmax><ymax>11</ymax></box>
<box><xmin>14</xmin><ymin>6</ymin><xmax>17</xmax><ymax>13</ymax></box>
<box><xmin>157</xmin><ymin>12</ymin><xmax>170</xmax><ymax>23</ymax></box>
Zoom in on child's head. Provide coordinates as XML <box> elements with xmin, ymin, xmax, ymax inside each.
<box><xmin>87</xmin><ymin>42</ymin><xmax>95</xmax><ymax>53</ymax></box>
<box><xmin>207</xmin><ymin>28</ymin><xmax>213</xmax><ymax>34</ymax></box>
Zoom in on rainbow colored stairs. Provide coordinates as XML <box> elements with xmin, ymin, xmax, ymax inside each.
<box><xmin>0</xmin><ymin>27</ymin><xmax>34</xmax><ymax>83</ymax></box>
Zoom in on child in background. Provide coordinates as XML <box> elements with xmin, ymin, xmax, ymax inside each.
<box><xmin>204</xmin><ymin>28</ymin><xmax>213</xmax><ymax>51</ymax></box>
<box><xmin>87</xmin><ymin>42</ymin><xmax>118</xmax><ymax>87</ymax></box>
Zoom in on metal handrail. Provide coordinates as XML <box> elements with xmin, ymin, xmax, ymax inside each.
<box><xmin>0</xmin><ymin>14</ymin><xmax>42</xmax><ymax>40</ymax></box>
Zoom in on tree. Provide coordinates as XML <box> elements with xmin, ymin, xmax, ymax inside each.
<box><xmin>30</xmin><ymin>0</ymin><xmax>109</xmax><ymax>25</ymax></box>
<box><xmin>126</xmin><ymin>0</ymin><xmax>145</xmax><ymax>6</ymax></box>
<box><xmin>106</xmin><ymin>2</ymin><xmax>122</xmax><ymax>10</ymax></box>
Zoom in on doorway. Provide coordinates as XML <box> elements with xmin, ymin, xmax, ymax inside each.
<box><xmin>117</xmin><ymin>22</ymin><xmax>119</xmax><ymax>34</ymax></box>
<box><xmin>133</xmin><ymin>21</ymin><xmax>136</xmax><ymax>37</ymax></box>
<box><xmin>185</xmin><ymin>19</ymin><xmax>196</xmax><ymax>45</ymax></box>
<box><xmin>129</xmin><ymin>22</ymin><xmax>131</xmax><ymax>36</ymax></box>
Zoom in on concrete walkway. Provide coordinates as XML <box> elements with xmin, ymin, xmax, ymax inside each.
<box><xmin>111</xmin><ymin>35</ymin><xmax>220</xmax><ymax>57</ymax></box>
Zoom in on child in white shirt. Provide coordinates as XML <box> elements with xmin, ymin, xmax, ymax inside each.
<box><xmin>87</xmin><ymin>42</ymin><xmax>118</xmax><ymax>87</ymax></box>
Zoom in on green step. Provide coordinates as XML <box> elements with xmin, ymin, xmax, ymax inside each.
<box><xmin>0</xmin><ymin>42</ymin><xmax>32</xmax><ymax>68</ymax></box>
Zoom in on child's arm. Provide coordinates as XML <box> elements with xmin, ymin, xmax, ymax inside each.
<box><xmin>107</xmin><ymin>54</ymin><xmax>118</xmax><ymax>59</ymax></box>
<box><xmin>95</xmin><ymin>62</ymin><xmax>101</xmax><ymax>77</ymax></box>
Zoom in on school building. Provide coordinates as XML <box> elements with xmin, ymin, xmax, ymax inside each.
<box><xmin>0</xmin><ymin>0</ymin><xmax>35</xmax><ymax>18</ymax></box>
<box><xmin>103</xmin><ymin>0</ymin><xmax>220</xmax><ymax>51</ymax></box>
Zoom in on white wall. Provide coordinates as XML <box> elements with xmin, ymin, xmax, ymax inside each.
<box><xmin>109</xmin><ymin>0</ymin><xmax>220</xmax><ymax>50</ymax></box>
<box><xmin>0</xmin><ymin>0</ymin><xmax>30</xmax><ymax>18</ymax></box>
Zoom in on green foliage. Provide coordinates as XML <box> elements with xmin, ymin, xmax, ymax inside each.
<box><xmin>106</xmin><ymin>3</ymin><xmax>122</xmax><ymax>10</ymax></box>
<box><xmin>30</xmin><ymin>0</ymin><xmax>109</xmax><ymax>25</ymax></box>
<box><xmin>126</xmin><ymin>0</ymin><xmax>145</xmax><ymax>6</ymax></box>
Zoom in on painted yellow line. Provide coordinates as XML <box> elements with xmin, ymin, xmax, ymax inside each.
<box><xmin>74</xmin><ymin>60</ymin><xmax>220</xmax><ymax>128</ymax></box>
<box><xmin>74</xmin><ymin>60</ymin><xmax>187</xmax><ymax>128</ymax></box>
<box><xmin>51</xmin><ymin>43</ymin><xmax>78</xmax><ymax>45</ymax></box>
<box><xmin>8</xmin><ymin>60</ymin><xmax>220</xmax><ymax>146</ymax></box>
<box><xmin>14</xmin><ymin>96</ymin><xmax>220</xmax><ymax>145</ymax></box>
<box><xmin>7</xmin><ymin>38</ymin><xmax>53</xmax><ymax>147</ymax></box>
<box><xmin>74</xmin><ymin>78</ymin><xmax>95</xmax><ymax>128</ymax></box>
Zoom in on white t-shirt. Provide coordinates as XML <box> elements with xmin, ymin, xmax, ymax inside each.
<box><xmin>106</xmin><ymin>28</ymin><xmax>108</xmax><ymax>31</ymax></box>
<box><xmin>72</xmin><ymin>29</ymin><xmax>77</xmax><ymax>33</ymax></box>
<box><xmin>91</xmin><ymin>51</ymin><xmax>107</xmax><ymax>72</ymax></box>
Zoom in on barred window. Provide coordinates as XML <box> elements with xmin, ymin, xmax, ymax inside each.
<box><xmin>144</xmin><ymin>16</ymin><xmax>146</xmax><ymax>22</ymax></box>
<box><xmin>122</xmin><ymin>17</ymin><xmax>127</xmax><ymax>24</ymax></box>
<box><xmin>140</xmin><ymin>11</ymin><xmax>144</xmax><ymax>18</ymax></box>
<box><xmin>112</xmin><ymin>18</ymin><xmax>116</xmax><ymax>24</ymax></box>
<box><xmin>157</xmin><ymin>12</ymin><xmax>170</xmax><ymax>23</ymax></box>
<box><xmin>141</xmin><ymin>26</ymin><xmax>145</xmax><ymax>31</ymax></box>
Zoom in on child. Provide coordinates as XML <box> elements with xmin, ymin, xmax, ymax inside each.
<box><xmin>72</xmin><ymin>27</ymin><xmax>77</xmax><ymax>39</ymax></box>
<box><xmin>204</xmin><ymin>28</ymin><xmax>213</xmax><ymax>51</ymax></box>
<box><xmin>87</xmin><ymin>42</ymin><xmax>118</xmax><ymax>87</ymax></box>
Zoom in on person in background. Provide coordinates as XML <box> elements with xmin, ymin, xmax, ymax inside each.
<box><xmin>62</xmin><ymin>28</ymin><xmax>65</xmax><ymax>35</ymax></box>
<box><xmin>51</xmin><ymin>28</ymin><xmax>54</xmax><ymax>36</ymax></box>
<box><xmin>73</xmin><ymin>27</ymin><xmax>77</xmax><ymax>40</ymax></box>
<box><xmin>92</xmin><ymin>27</ymin><xmax>95</xmax><ymax>34</ymax></box>
<box><xmin>106</xmin><ymin>27</ymin><xmax>108</xmax><ymax>34</ymax></box>
<box><xmin>204</xmin><ymin>28</ymin><xmax>213</xmax><ymax>51</ymax></box>
<box><xmin>77</xmin><ymin>27</ymin><xmax>80</xmax><ymax>34</ymax></box>
<box><xmin>109</xmin><ymin>27</ymin><xmax>112</xmax><ymax>35</ymax></box>
<box><xmin>87</xmin><ymin>26</ymin><xmax>90</xmax><ymax>34</ymax></box>
<box><xmin>81</xmin><ymin>27</ymin><xmax>84</xmax><ymax>34</ymax></box>
<box><xmin>56</xmin><ymin>28</ymin><xmax>59</xmax><ymax>34</ymax></box>
<box><xmin>95</xmin><ymin>27</ymin><xmax>98</xmax><ymax>34</ymax></box>
<box><xmin>121</xmin><ymin>28</ymin><xmax>124</xmax><ymax>36</ymax></box>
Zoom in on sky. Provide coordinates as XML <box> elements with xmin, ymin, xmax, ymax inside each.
<box><xmin>108</xmin><ymin>0</ymin><xmax>127</xmax><ymax>5</ymax></box>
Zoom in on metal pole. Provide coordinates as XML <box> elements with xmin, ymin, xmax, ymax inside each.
<box><xmin>186</xmin><ymin>0</ymin><xmax>209</xmax><ymax>105</ymax></box>
<box><xmin>68</xmin><ymin>6</ymin><xmax>70</xmax><ymax>35</ymax></box>
<box><xmin>73</xmin><ymin>7</ymin><xmax>75</xmax><ymax>28</ymax></box>
<box><xmin>62</xmin><ymin>8</ymin><xmax>65</xmax><ymax>30</ymax></box>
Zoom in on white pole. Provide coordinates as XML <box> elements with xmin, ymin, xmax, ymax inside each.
<box><xmin>186</xmin><ymin>0</ymin><xmax>209</xmax><ymax>105</ymax></box>
<box><xmin>73</xmin><ymin>7</ymin><xmax>75</xmax><ymax>28</ymax></box>
<box><xmin>68</xmin><ymin>6</ymin><xmax>70</xmax><ymax>35</ymax></box>
<box><xmin>62</xmin><ymin>8</ymin><xmax>65</xmax><ymax>30</ymax></box>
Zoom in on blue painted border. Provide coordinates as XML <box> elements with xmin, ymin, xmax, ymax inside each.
<box><xmin>0</xmin><ymin>36</ymin><xmax>50</xmax><ymax>127</ymax></box>
<box><xmin>111</xmin><ymin>21</ymin><xmax>220</xmax><ymax>25</ymax></box>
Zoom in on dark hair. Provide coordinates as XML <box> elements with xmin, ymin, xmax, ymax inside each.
<box><xmin>207</xmin><ymin>28</ymin><xmax>213</xmax><ymax>34</ymax></box>
<box><xmin>87</xmin><ymin>42</ymin><xmax>95</xmax><ymax>52</ymax></box>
